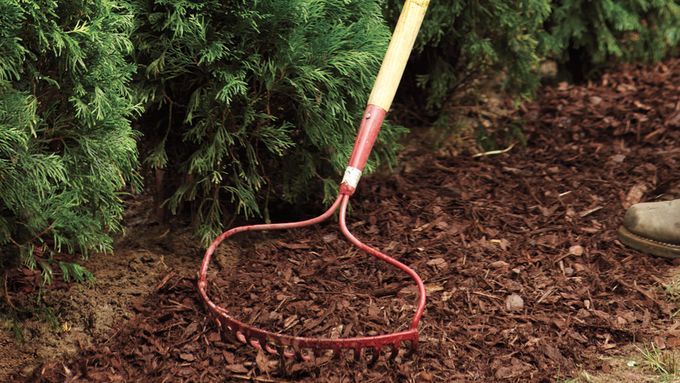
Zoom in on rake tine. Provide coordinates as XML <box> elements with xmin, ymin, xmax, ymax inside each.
<box><xmin>248</xmin><ymin>336</ymin><xmax>261</xmax><ymax>349</ymax></box>
<box><xmin>235</xmin><ymin>330</ymin><xmax>247</xmax><ymax>344</ymax></box>
<box><xmin>212</xmin><ymin>317</ymin><xmax>222</xmax><ymax>329</ymax></box>
<box><xmin>263</xmin><ymin>339</ymin><xmax>278</xmax><ymax>355</ymax></box>
<box><xmin>353</xmin><ymin>347</ymin><xmax>362</xmax><ymax>361</ymax></box>
<box><xmin>240</xmin><ymin>331</ymin><xmax>251</xmax><ymax>346</ymax></box>
<box><xmin>284</xmin><ymin>346</ymin><xmax>296</xmax><ymax>359</ymax></box>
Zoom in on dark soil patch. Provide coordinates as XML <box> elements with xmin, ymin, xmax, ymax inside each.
<box><xmin>11</xmin><ymin>59</ymin><xmax>680</xmax><ymax>382</ymax></box>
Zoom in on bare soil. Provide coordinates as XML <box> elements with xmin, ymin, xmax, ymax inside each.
<box><xmin>0</xmin><ymin>199</ymin><xmax>202</xmax><ymax>381</ymax></box>
<box><xmin>3</xmin><ymin>59</ymin><xmax>679</xmax><ymax>383</ymax></box>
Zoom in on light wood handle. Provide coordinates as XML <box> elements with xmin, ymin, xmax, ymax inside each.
<box><xmin>368</xmin><ymin>0</ymin><xmax>429</xmax><ymax>112</ymax></box>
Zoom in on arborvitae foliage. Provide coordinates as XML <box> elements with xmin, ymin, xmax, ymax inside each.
<box><xmin>385</xmin><ymin>0</ymin><xmax>552</xmax><ymax>111</ymax></box>
<box><xmin>549</xmin><ymin>0</ymin><xmax>679</xmax><ymax>80</ymax></box>
<box><xmin>134</xmin><ymin>0</ymin><xmax>404</xmax><ymax>244</ymax></box>
<box><xmin>0</xmin><ymin>1</ymin><xmax>139</xmax><ymax>272</ymax></box>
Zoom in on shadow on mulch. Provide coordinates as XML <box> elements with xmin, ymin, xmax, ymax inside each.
<box><xmin>16</xmin><ymin>59</ymin><xmax>680</xmax><ymax>383</ymax></box>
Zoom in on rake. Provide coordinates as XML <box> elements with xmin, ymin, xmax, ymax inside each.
<box><xmin>198</xmin><ymin>0</ymin><xmax>429</xmax><ymax>364</ymax></box>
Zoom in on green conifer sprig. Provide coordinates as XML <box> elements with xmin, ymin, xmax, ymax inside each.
<box><xmin>385</xmin><ymin>0</ymin><xmax>552</xmax><ymax>111</ymax></box>
<box><xmin>549</xmin><ymin>0</ymin><xmax>679</xmax><ymax>73</ymax></box>
<box><xmin>134</xmin><ymin>0</ymin><xmax>405</xmax><ymax>244</ymax></box>
<box><xmin>388</xmin><ymin>0</ymin><xmax>678</xmax><ymax>111</ymax></box>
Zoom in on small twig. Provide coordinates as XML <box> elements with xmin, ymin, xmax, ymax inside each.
<box><xmin>471</xmin><ymin>290</ymin><xmax>501</xmax><ymax>301</ymax></box>
<box><xmin>552</xmin><ymin>253</ymin><xmax>573</xmax><ymax>264</ymax></box>
<box><xmin>7</xmin><ymin>236</ymin><xmax>22</xmax><ymax>249</ymax></box>
<box><xmin>30</xmin><ymin>223</ymin><xmax>54</xmax><ymax>243</ymax></box>
<box><xmin>655</xmin><ymin>148</ymin><xmax>680</xmax><ymax>156</ymax></box>
<box><xmin>472</xmin><ymin>143</ymin><xmax>516</xmax><ymax>158</ymax></box>
<box><xmin>579</xmin><ymin>206</ymin><xmax>603</xmax><ymax>218</ymax></box>
<box><xmin>167</xmin><ymin>299</ymin><xmax>194</xmax><ymax>311</ymax></box>
<box><xmin>155</xmin><ymin>271</ymin><xmax>175</xmax><ymax>291</ymax></box>
<box><xmin>536</xmin><ymin>287</ymin><xmax>556</xmax><ymax>304</ymax></box>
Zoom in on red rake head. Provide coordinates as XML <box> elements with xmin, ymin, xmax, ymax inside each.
<box><xmin>198</xmin><ymin>193</ymin><xmax>426</xmax><ymax>365</ymax></box>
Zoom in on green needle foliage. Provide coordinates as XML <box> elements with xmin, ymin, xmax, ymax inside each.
<box><xmin>385</xmin><ymin>0</ymin><xmax>552</xmax><ymax>111</ymax></box>
<box><xmin>133</xmin><ymin>0</ymin><xmax>405</xmax><ymax>244</ymax></box>
<box><xmin>388</xmin><ymin>0</ymin><xmax>678</xmax><ymax>111</ymax></box>
<box><xmin>0</xmin><ymin>0</ymin><xmax>140</xmax><ymax>272</ymax></box>
<box><xmin>549</xmin><ymin>0</ymin><xmax>680</xmax><ymax>79</ymax></box>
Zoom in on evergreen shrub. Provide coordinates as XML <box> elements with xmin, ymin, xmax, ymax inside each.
<box><xmin>0</xmin><ymin>0</ymin><xmax>139</xmax><ymax>274</ymax></box>
<box><xmin>388</xmin><ymin>0</ymin><xmax>678</xmax><ymax>111</ymax></box>
<box><xmin>549</xmin><ymin>0</ymin><xmax>680</xmax><ymax>79</ymax></box>
<box><xmin>134</xmin><ymin>0</ymin><xmax>405</xmax><ymax>244</ymax></box>
<box><xmin>384</xmin><ymin>0</ymin><xmax>552</xmax><ymax>111</ymax></box>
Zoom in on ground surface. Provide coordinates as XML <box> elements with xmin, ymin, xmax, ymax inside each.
<box><xmin>2</xmin><ymin>59</ymin><xmax>679</xmax><ymax>382</ymax></box>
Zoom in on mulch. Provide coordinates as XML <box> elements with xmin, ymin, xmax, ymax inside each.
<box><xmin>17</xmin><ymin>59</ymin><xmax>679</xmax><ymax>382</ymax></box>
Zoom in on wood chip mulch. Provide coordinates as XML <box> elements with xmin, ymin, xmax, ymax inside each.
<box><xmin>19</xmin><ymin>59</ymin><xmax>679</xmax><ymax>382</ymax></box>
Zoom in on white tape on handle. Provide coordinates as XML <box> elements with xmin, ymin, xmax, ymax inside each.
<box><xmin>341</xmin><ymin>166</ymin><xmax>362</xmax><ymax>189</ymax></box>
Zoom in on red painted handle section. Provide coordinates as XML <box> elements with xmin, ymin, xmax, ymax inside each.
<box><xmin>347</xmin><ymin>104</ymin><xmax>387</xmax><ymax>171</ymax></box>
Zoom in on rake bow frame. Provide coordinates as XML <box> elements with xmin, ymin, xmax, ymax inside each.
<box><xmin>198</xmin><ymin>0</ymin><xmax>429</xmax><ymax>363</ymax></box>
<box><xmin>198</xmin><ymin>192</ymin><xmax>426</xmax><ymax>362</ymax></box>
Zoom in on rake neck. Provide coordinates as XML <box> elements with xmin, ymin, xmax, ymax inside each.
<box><xmin>340</xmin><ymin>104</ymin><xmax>386</xmax><ymax>196</ymax></box>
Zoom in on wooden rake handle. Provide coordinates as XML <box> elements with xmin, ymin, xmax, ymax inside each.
<box><xmin>369</xmin><ymin>0</ymin><xmax>430</xmax><ymax>112</ymax></box>
<box><xmin>341</xmin><ymin>0</ymin><xmax>429</xmax><ymax>194</ymax></box>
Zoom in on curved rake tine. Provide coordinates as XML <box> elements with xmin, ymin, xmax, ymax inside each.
<box><xmin>235</xmin><ymin>331</ymin><xmax>246</xmax><ymax>344</ymax></box>
<box><xmin>265</xmin><ymin>344</ymin><xmax>278</xmax><ymax>355</ymax></box>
